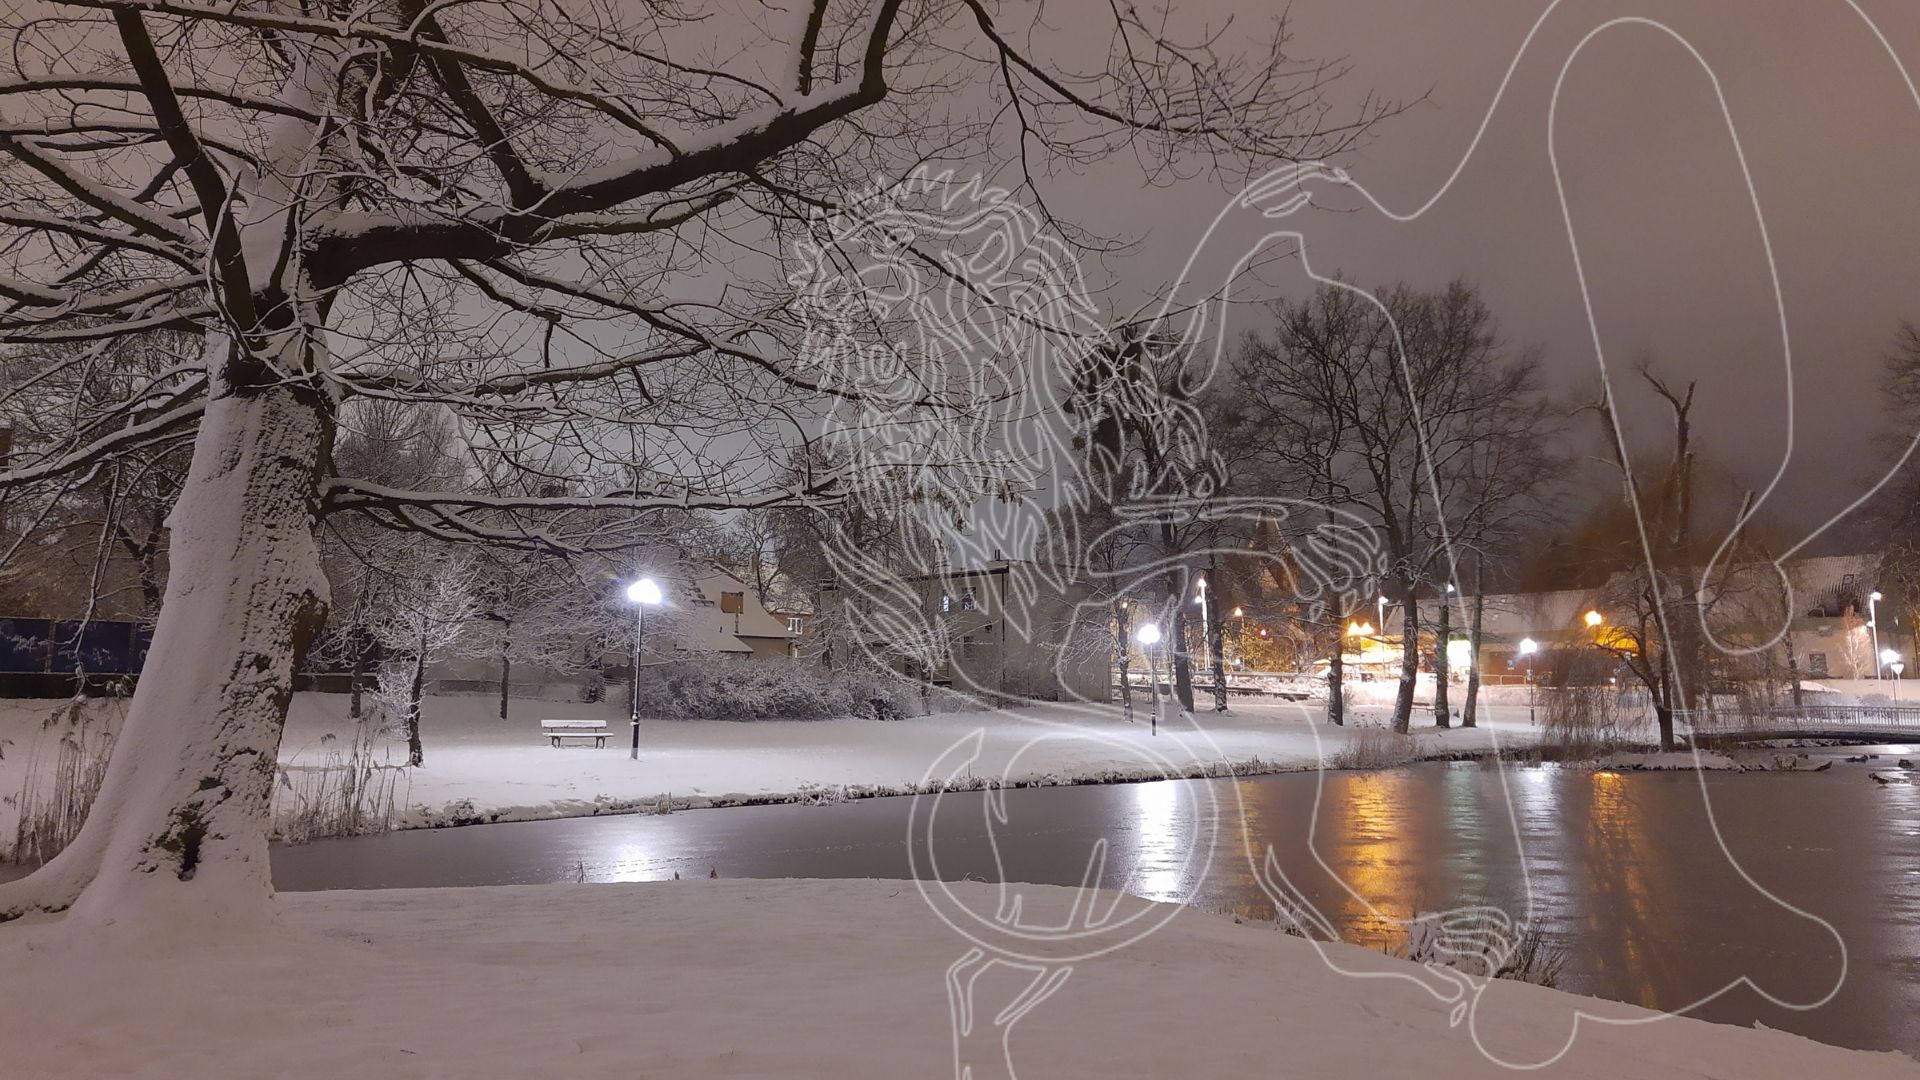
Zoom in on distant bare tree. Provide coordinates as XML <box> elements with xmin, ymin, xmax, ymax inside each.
<box><xmin>1229</xmin><ymin>281</ymin><xmax>1558</xmax><ymax>732</ymax></box>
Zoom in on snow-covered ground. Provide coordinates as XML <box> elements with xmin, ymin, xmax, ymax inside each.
<box><xmin>276</xmin><ymin>693</ymin><xmax>1553</xmax><ymax>829</ymax></box>
<box><xmin>0</xmin><ymin>878</ymin><xmax>1910</xmax><ymax>1078</ymax></box>
<box><xmin>0</xmin><ymin>691</ymin><xmax>1556</xmax><ymax>843</ymax></box>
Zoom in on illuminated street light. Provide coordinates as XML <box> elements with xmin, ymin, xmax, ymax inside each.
<box><xmin>1871</xmin><ymin>591</ymin><xmax>1885</xmax><ymax>679</ymax></box>
<box><xmin>624</xmin><ymin>577</ymin><xmax>662</xmax><ymax>759</ymax></box>
<box><xmin>1519</xmin><ymin>638</ymin><xmax>1539</xmax><ymax>726</ymax></box>
<box><xmin>1134</xmin><ymin>622</ymin><xmax>1164</xmax><ymax>736</ymax></box>
<box><xmin>1584</xmin><ymin>610</ymin><xmax>1604</xmax><ymax>628</ymax></box>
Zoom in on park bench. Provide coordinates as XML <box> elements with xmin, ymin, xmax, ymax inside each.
<box><xmin>541</xmin><ymin>719</ymin><xmax>609</xmax><ymax>749</ymax></box>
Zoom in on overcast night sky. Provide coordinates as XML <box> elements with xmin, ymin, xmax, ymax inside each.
<box><xmin>1049</xmin><ymin>0</ymin><xmax>1920</xmax><ymax>547</ymax></box>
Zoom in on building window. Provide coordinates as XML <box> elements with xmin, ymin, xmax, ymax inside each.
<box><xmin>1808</xmin><ymin>651</ymin><xmax>1829</xmax><ymax>675</ymax></box>
<box><xmin>787</xmin><ymin>616</ymin><xmax>803</xmax><ymax>634</ymax></box>
<box><xmin>940</xmin><ymin>593</ymin><xmax>951</xmax><ymax>613</ymax></box>
<box><xmin>960</xmin><ymin>587</ymin><xmax>977</xmax><ymax>612</ymax></box>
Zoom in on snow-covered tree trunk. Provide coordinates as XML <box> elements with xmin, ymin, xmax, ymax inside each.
<box><xmin>406</xmin><ymin>636</ymin><xmax>428</xmax><ymax>768</ymax></box>
<box><xmin>0</xmin><ymin>350</ymin><xmax>329</xmax><ymax>927</ymax></box>
<box><xmin>497</xmin><ymin>618</ymin><xmax>512</xmax><ymax>722</ymax></box>
<box><xmin>1461</xmin><ymin>574</ymin><xmax>1484</xmax><ymax>728</ymax></box>
<box><xmin>1392</xmin><ymin>590</ymin><xmax>1419</xmax><ymax>734</ymax></box>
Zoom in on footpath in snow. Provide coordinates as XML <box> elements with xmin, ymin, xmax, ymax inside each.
<box><xmin>0</xmin><ymin>879</ymin><xmax>1911</xmax><ymax>1079</ymax></box>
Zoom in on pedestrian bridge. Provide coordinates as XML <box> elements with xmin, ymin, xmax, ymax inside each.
<box><xmin>1688</xmin><ymin>703</ymin><xmax>1920</xmax><ymax>745</ymax></box>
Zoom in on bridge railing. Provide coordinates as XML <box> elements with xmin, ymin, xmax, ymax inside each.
<box><xmin>1683</xmin><ymin>702</ymin><xmax>1920</xmax><ymax>732</ymax></box>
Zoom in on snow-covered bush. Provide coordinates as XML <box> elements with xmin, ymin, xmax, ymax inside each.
<box><xmin>631</xmin><ymin>659</ymin><xmax>966</xmax><ymax>721</ymax></box>
<box><xmin>3</xmin><ymin>696</ymin><xmax>120</xmax><ymax>865</ymax></box>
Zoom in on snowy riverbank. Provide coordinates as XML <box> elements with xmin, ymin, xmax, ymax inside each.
<box><xmin>0</xmin><ymin>878</ymin><xmax>1910</xmax><ymax>1078</ymax></box>
<box><xmin>269</xmin><ymin>692</ymin><xmax>1555</xmax><ymax>831</ymax></box>
<box><xmin>0</xmin><ymin>690</ymin><xmax>1780</xmax><ymax>848</ymax></box>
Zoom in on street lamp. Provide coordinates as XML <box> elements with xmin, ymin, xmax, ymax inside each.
<box><xmin>1135</xmin><ymin>621</ymin><xmax>1163</xmax><ymax>736</ymax></box>
<box><xmin>1882</xmin><ymin>647</ymin><xmax>1904</xmax><ymax>701</ymax></box>
<box><xmin>1519</xmin><ymin>637</ymin><xmax>1539</xmax><ymax>726</ymax></box>
<box><xmin>625</xmin><ymin>577</ymin><xmax>662</xmax><ymax>759</ymax></box>
<box><xmin>1584</xmin><ymin>610</ymin><xmax>1603</xmax><ymax>628</ymax></box>
<box><xmin>1377</xmin><ymin>595</ymin><xmax>1389</xmax><ymax>634</ymax></box>
<box><xmin>1194</xmin><ymin>576</ymin><xmax>1223</xmax><ymax>711</ymax></box>
<box><xmin>1871</xmin><ymin>591</ymin><xmax>1885</xmax><ymax>679</ymax></box>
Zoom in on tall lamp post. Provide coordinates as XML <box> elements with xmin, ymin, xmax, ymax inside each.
<box><xmin>1195</xmin><ymin>576</ymin><xmax>1226</xmax><ymax>711</ymax></box>
<box><xmin>1870</xmin><ymin>591</ymin><xmax>1885</xmax><ymax>679</ymax></box>
<box><xmin>1135</xmin><ymin>621</ymin><xmax>1163</xmax><ymax>736</ymax></box>
<box><xmin>1883</xmin><ymin>648</ymin><xmax>1904</xmax><ymax>701</ymax></box>
<box><xmin>1519</xmin><ymin>637</ymin><xmax>1539</xmax><ymax>726</ymax></box>
<box><xmin>625</xmin><ymin>577</ymin><xmax>662</xmax><ymax>760</ymax></box>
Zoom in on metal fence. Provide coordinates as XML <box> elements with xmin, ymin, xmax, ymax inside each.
<box><xmin>1686</xmin><ymin>702</ymin><xmax>1920</xmax><ymax>731</ymax></box>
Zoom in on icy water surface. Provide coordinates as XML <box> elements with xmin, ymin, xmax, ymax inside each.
<box><xmin>270</xmin><ymin>754</ymin><xmax>1920</xmax><ymax>1056</ymax></box>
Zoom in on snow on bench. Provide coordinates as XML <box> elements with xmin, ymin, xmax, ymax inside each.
<box><xmin>540</xmin><ymin>719</ymin><xmax>609</xmax><ymax>749</ymax></box>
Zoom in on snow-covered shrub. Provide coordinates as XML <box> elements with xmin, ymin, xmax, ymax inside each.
<box><xmin>1541</xmin><ymin>685</ymin><xmax>1641</xmax><ymax>757</ymax></box>
<box><xmin>1324</xmin><ymin>723</ymin><xmax>1412</xmax><ymax>770</ymax></box>
<box><xmin>631</xmin><ymin>658</ymin><xmax>951</xmax><ymax>721</ymax></box>
<box><xmin>1400</xmin><ymin>908</ymin><xmax>1566</xmax><ymax>989</ymax></box>
<box><xmin>4</xmin><ymin>696</ymin><xmax>120</xmax><ymax>864</ymax></box>
<box><xmin>272</xmin><ymin>719</ymin><xmax>405</xmax><ymax>844</ymax></box>
<box><xmin>579</xmin><ymin>672</ymin><xmax>606</xmax><ymax>703</ymax></box>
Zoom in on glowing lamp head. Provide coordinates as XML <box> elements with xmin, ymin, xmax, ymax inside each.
<box><xmin>626</xmin><ymin>578</ymin><xmax>663</xmax><ymax>606</ymax></box>
<box><xmin>1134</xmin><ymin>622</ymin><xmax>1162</xmax><ymax>646</ymax></box>
<box><xmin>1882</xmin><ymin>647</ymin><xmax>1902</xmax><ymax>665</ymax></box>
<box><xmin>1584</xmin><ymin>610</ymin><xmax>1604</xmax><ymax>628</ymax></box>
<box><xmin>1872</xmin><ymin>591</ymin><xmax>1884</xmax><ymax>602</ymax></box>
<box><xmin>1518</xmin><ymin>638</ymin><xmax>1539</xmax><ymax>656</ymax></box>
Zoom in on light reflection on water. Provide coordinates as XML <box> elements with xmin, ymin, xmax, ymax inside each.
<box><xmin>267</xmin><ymin>758</ymin><xmax>1920</xmax><ymax>1056</ymax></box>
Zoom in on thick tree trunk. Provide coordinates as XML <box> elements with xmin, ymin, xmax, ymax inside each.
<box><xmin>497</xmin><ymin>618</ymin><xmax>512</xmax><ymax>722</ymax></box>
<box><xmin>1461</xmin><ymin>578</ymin><xmax>1484</xmax><ymax>728</ymax></box>
<box><xmin>1171</xmin><ymin>591</ymin><xmax>1195</xmax><ymax>715</ymax></box>
<box><xmin>1326</xmin><ymin>635</ymin><xmax>1345</xmax><ymax>726</ymax></box>
<box><xmin>349</xmin><ymin>639</ymin><xmax>365</xmax><ymax>720</ymax></box>
<box><xmin>406</xmin><ymin>641</ymin><xmax>427</xmax><ymax>768</ymax></box>
<box><xmin>1433</xmin><ymin>593</ymin><xmax>1451</xmax><ymax>728</ymax></box>
<box><xmin>1209</xmin><ymin>596</ymin><xmax>1228</xmax><ymax>712</ymax></box>
<box><xmin>1785</xmin><ymin>631</ymin><xmax>1803</xmax><ymax>714</ymax></box>
<box><xmin>1392</xmin><ymin>596</ymin><xmax>1419</xmax><ymax>734</ymax></box>
<box><xmin>0</xmin><ymin>371</ymin><xmax>329</xmax><ymax>927</ymax></box>
<box><xmin>1115</xmin><ymin>602</ymin><xmax>1134</xmax><ymax>722</ymax></box>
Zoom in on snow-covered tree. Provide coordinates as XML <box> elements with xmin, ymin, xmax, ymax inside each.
<box><xmin>0</xmin><ymin>0</ymin><xmax>1379</xmax><ymax>926</ymax></box>
<box><xmin>367</xmin><ymin>550</ymin><xmax>483</xmax><ymax>766</ymax></box>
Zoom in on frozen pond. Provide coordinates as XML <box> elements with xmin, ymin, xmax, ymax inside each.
<box><xmin>270</xmin><ymin>751</ymin><xmax>1920</xmax><ymax>1057</ymax></box>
